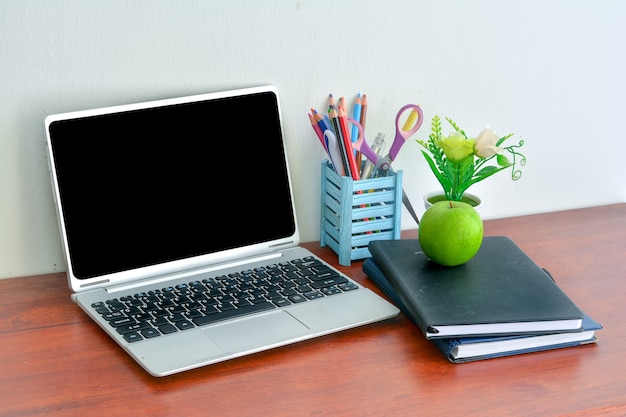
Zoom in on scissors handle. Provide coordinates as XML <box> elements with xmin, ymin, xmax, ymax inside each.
<box><xmin>388</xmin><ymin>104</ymin><xmax>424</xmax><ymax>161</ymax></box>
<box><xmin>347</xmin><ymin>118</ymin><xmax>380</xmax><ymax>164</ymax></box>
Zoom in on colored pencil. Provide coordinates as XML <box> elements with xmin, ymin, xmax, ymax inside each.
<box><xmin>352</xmin><ymin>93</ymin><xmax>363</xmax><ymax>168</ymax></box>
<box><xmin>338</xmin><ymin>104</ymin><xmax>360</xmax><ymax>180</ymax></box>
<box><xmin>329</xmin><ymin>106</ymin><xmax>352</xmax><ymax>178</ymax></box>
<box><xmin>328</xmin><ymin>94</ymin><xmax>337</xmax><ymax>112</ymax></box>
<box><xmin>359</xmin><ymin>94</ymin><xmax>368</xmax><ymax>131</ymax></box>
<box><xmin>351</xmin><ymin>93</ymin><xmax>362</xmax><ymax>142</ymax></box>
<box><xmin>308</xmin><ymin>113</ymin><xmax>326</xmax><ymax>151</ymax></box>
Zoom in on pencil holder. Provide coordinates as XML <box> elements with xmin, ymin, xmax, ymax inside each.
<box><xmin>320</xmin><ymin>160</ymin><xmax>403</xmax><ymax>266</ymax></box>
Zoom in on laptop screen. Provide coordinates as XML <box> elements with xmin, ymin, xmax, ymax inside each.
<box><xmin>46</xmin><ymin>86</ymin><xmax>297</xmax><ymax>281</ymax></box>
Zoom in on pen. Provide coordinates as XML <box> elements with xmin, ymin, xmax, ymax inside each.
<box><xmin>360</xmin><ymin>132</ymin><xmax>385</xmax><ymax>180</ymax></box>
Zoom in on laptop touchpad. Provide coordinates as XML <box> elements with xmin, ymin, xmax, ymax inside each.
<box><xmin>201</xmin><ymin>310</ymin><xmax>311</xmax><ymax>353</ymax></box>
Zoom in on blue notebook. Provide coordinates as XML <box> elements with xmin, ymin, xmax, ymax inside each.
<box><xmin>363</xmin><ymin>257</ymin><xmax>601</xmax><ymax>363</ymax></box>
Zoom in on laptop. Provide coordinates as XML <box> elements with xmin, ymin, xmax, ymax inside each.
<box><xmin>44</xmin><ymin>85</ymin><xmax>399</xmax><ymax>377</ymax></box>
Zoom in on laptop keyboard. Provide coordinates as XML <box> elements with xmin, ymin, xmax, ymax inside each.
<box><xmin>90</xmin><ymin>256</ymin><xmax>358</xmax><ymax>343</ymax></box>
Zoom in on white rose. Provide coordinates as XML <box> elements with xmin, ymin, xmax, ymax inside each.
<box><xmin>474</xmin><ymin>127</ymin><xmax>503</xmax><ymax>158</ymax></box>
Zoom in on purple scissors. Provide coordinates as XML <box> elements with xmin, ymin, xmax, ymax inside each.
<box><xmin>349</xmin><ymin>103</ymin><xmax>424</xmax><ymax>174</ymax></box>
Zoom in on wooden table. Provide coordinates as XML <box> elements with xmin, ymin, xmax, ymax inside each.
<box><xmin>2</xmin><ymin>204</ymin><xmax>625</xmax><ymax>417</ymax></box>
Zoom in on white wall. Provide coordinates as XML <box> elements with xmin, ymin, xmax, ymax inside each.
<box><xmin>1</xmin><ymin>0</ymin><xmax>624</xmax><ymax>279</ymax></box>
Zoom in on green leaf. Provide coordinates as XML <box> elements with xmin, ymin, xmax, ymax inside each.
<box><xmin>458</xmin><ymin>165</ymin><xmax>509</xmax><ymax>193</ymax></box>
<box><xmin>459</xmin><ymin>157</ymin><xmax>474</xmax><ymax>183</ymax></box>
<box><xmin>445</xmin><ymin>117</ymin><xmax>468</xmax><ymax>139</ymax></box>
<box><xmin>474</xmin><ymin>165</ymin><xmax>500</xmax><ymax>178</ymax></box>
<box><xmin>497</xmin><ymin>154</ymin><xmax>511</xmax><ymax>167</ymax></box>
<box><xmin>496</xmin><ymin>133</ymin><xmax>514</xmax><ymax>147</ymax></box>
<box><xmin>421</xmin><ymin>151</ymin><xmax>451</xmax><ymax>191</ymax></box>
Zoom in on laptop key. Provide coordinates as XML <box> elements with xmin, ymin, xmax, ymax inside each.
<box><xmin>310</xmin><ymin>276</ymin><xmax>348</xmax><ymax>289</ymax></box>
<box><xmin>322</xmin><ymin>287</ymin><xmax>342</xmax><ymax>296</ymax></box>
<box><xmin>338</xmin><ymin>282</ymin><xmax>359</xmax><ymax>291</ymax></box>
<box><xmin>309</xmin><ymin>270</ymin><xmax>340</xmax><ymax>282</ymax></box>
<box><xmin>116</xmin><ymin>321</ymin><xmax>152</xmax><ymax>335</ymax></box>
<box><xmin>123</xmin><ymin>332</ymin><xmax>143</xmax><ymax>343</ymax></box>
<box><xmin>192</xmin><ymin>301</ymin><xmax>275</xmax><ymax>327</ymax></box>
<box><xmin>304</xmin><ymin>291</ymin><xmax>324</xmax><ymax>300</ymax></box>
<box><xmin>175</xmin><ymin>320</ymin><xmax>194</xmax><ymax>331</ymax></box>
<box><xmin>109</xmin><ymin>316</ymin><xmax>137</xmax><ymax>327</ymax></box>
<box><xmin>141</xmin><ymin>328</ymin><xmax>161</xmax><ymax>339</ymax></box>
<box><xmin>158</xmin><ymin>323</ymin><xmax>178</xmax><ymax>334</ymax></box>
<box><xmin>102</xmin><ymin>311</ymin><xmax>124</xmax><ymax>321</ymax></box>
<box><xmin>273</xmin><ymin>298</ymin><xmax>291</xmax><ymax>307</ymax></box>
<box><xmin>288</xmin><ymin>294</ymin><xmax>307</xmax><ymax>303</ymax></box>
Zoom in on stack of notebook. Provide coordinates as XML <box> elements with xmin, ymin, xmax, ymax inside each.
<box><xmin>364</xmin><ymin>236</ymin><xmax>602</xmax><ymax>363</ymax></box>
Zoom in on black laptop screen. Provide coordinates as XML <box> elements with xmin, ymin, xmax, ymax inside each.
<box><xmin>48</xmin><ymin>90</ymin><xmax>296</xmax><ymax>279</ymax></box>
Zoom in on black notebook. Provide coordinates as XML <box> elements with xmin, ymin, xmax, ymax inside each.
<box><xmin>367</xmin><ymin>237</ymin><xmax>584</xmax><ymax>339</ymax></box>
<box><xmin>363</xmin><ymin>257</ymin><xmax>601</xmax><ymax>362</ymax></box>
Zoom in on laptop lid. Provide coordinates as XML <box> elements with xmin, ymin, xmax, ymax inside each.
<box><xmin>45</xmin><ymin>85</ymin><xmax>299</xmax><ymax>293</ymax></box>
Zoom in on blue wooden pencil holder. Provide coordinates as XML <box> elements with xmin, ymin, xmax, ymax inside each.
<box><xmin>320</xmin><ymin>160</ymin><xmax>403</xmax><ymax>266</ymax></box>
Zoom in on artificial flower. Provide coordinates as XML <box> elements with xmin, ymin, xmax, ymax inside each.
<box><xmin>436</xmin><ymin>131</ymin><xmax>475</xmax><ymax>163</ymax></box>
<box><xmin>417</xmin><ymin>116</ymin><xmax>526</xmax><ymax>202</ymax></box>
<box><xmin>474</xmin><ymin>127</ymin><xmax>503</xmax><ymax>158</ymax></box>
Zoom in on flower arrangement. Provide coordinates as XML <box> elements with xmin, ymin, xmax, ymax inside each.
<box><xmin>417</xmin><ymin>116</ymin><xmax>526</xmax><ymax>203</ymax></box>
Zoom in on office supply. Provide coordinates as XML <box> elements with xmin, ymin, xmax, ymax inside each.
<box><xmin>402</xmin><ymin>108</ymin><xmax>419</xmax><ymax>131</ymax></box>
<box><xmin>328</xmin><ymin>93</ymin><xmax>337</xmax><ymax>111</ymax></box>
<box><xmin>4</xmin><ymin>204</ymin><xmax>624</xmax><ymax>417</ymax></box>
<box><xmin>308</xmin><ymin>113</ymin><xmax>327</xmax><ymax>152</ymax></box>
<box><xmin>328</xmin><ymin>106</ymin><xmax>352</xmax><ymax>178</ymax></box>
<box><xmin>346</xmin><ymin>112</ymin><xmax>424</xmax><ymax>229</ymax></box>
<box><xmin>311</xmin><ymin>108</ymin><xmax>333</xmax><ymax>133</ymax></box>
<box><xmin>402</xmin><ymin>189</ymin><xmax>420</xmax><ymax>225</ymax></box>
<box><xmin>337</xmin><ymin>104</ymin><xmax>360</xmax><ymax>179</ymax></box>
<box><xmin>363</xmin><ymin>257</ymin><xmax>601</xmax><ymax>362</ymax></box>
<box><xmin>360</xmin><ymin>132</ymin><xmax>385</xmax><ymax>180</ymax></box>
<box><xmin>394</xmin><ymin>106</ymin><xmax>422</xmax><ymax>223</ymax></box>
<box><xmin>350</xmin><ymin>93</ymin><xmax>362</xmax><ymax>142</ymax></box>
<box><xmin>44</xmin><ymin>85</ymin><xmax>399</xmax><ymax>376</ymax></box>
<box><xmin>365</xmin><ymin>104</ymin><xmax>424</xmax><ymax>176</ymax></box>
<box><xmin>345</xmin><ymin>116</ymin><xmax>379</xmax><ymax>166</ymax></box>
<box><xmin>367</xmin><ymin>237</ymin><xmax>584</xmax><ymax>338</ymax></box>
<box><xmin>351</xmin><ymin>93</ymin><xmax>363</xmax><ymax>167</ymax></box>
<box><xmin>360</xmin><ymin>93</ymin><xmax>368</xmax><ymax>130</ymax></box>
<box><xmin>320</xmin><ymin>160</ymin><xmax>402</xmax><ymax>265</ymax></box>
<box><xmin>310</xmin><ymin>109</ymin><xmax>344</xmax><ymax>176</ymax></box>
<box><xmin>432</xmin><ymin>315</ymin><xmax>600</xmax><ymax>362</ymax></box>
<box><xmin>323</xmin><ymin>128</ymin><xmax>346</xmax><ymax>176</ymax></box>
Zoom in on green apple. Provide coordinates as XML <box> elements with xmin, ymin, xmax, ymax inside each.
<box><xmin>418</xmin><ymin>201</ymin><xmax>483</xmax><ymax>267</ymax></box>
